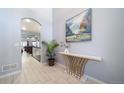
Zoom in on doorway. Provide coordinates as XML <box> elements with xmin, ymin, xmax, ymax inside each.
<box><xmin>21</xmin><ymin>18</ymin><xmax>42</xmax><ymax>62</ymax></box>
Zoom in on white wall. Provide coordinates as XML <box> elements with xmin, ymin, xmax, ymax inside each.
<box><xmin>0</xmin><ymin>8</ymin><xmax>52</xmax><ymax>75</ymax></box>
<box><xmin>53</xmin><ymin>8</ymin><xmax>124</xmax><ymax>83</ymax></box>
<box><xmin>0</xmin><ymin>9</ymin><xmax>22</xmax><ymax>75</ymax></box>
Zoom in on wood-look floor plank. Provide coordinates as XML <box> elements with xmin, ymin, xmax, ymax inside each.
<box><xmin>0</xmin><ymin>52</ymin><xmax>98</xmax><ymax>84</ymax></box>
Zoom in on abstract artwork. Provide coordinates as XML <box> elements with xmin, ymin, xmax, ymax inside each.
<box><xmin>66</xmin><ymin>8</ymin><xmax>92</xmax><ymax>42</ymax></box>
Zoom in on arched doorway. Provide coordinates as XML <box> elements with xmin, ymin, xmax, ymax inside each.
<box><xmin>21</xmin><ymin>18</ymin><xmax>42</xmax><ymax>62</ymax></box>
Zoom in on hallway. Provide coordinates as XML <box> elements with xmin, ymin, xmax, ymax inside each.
<box><xmin>0</xmin><ymin>52</ymin><xmax>97</xmax><ymax>84</ymax></box>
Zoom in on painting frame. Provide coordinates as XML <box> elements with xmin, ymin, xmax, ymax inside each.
<box><xmin>65</xmin><ymin>8</ymin><xmax>92</xmax><ymax>42</ymax></box>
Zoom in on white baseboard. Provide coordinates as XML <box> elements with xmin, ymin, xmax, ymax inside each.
<box><xmin>82</xmin><ymin>74</ymin><xmax>106</xmax><ymax>84</ymax></box>
<box><xmin>0</xmin><ymin>70</ymin><xmax>21</xmax><ymax>79</ymax></box>
<box><xmin>56</xmin><ymin>62</ymin><xmax>105</xmax><ymax>84</ymax></box>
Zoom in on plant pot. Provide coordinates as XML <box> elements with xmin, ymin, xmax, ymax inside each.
<box><xmin>48</xmin><ymin>58</ymin><xmax>55</xmax><ymax>66</ymax></box>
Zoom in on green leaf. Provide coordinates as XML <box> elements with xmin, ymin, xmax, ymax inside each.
<box><xmin>42</xmin><ymin>40</ymin><xmax>59</xmax><ymax>58</ymax></box>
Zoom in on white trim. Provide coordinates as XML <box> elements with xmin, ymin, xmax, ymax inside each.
<box><xmin>0</xmin><ymin>70</ymin><xmax>21</xmax><ymax>79</ymax></box>
<box><xmin>82</xmin><ymin>74</ymin><xmax>106</xmax><ymax>84</ymax></box>
<box><xmin>56</xmin><ymin>62</ymin><xmax>106</xmax><ymax>84</ymax></box>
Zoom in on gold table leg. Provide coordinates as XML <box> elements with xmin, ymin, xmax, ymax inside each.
<box><xmin>63</xmin><ymin>55</ymin><xmax>88</xmax><ymax>79</ymax></box>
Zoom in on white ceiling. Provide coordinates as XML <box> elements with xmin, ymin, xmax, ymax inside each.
<box><xmin>21</xmin><ymin>18</ymin><xmax>41</xmax><ymax>33</ymax></box>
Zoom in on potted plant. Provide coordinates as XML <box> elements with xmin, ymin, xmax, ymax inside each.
<box><xmin>42</xmin><ymin>40</ymin><xmax>59</xmax><ymax>66</ymax></box>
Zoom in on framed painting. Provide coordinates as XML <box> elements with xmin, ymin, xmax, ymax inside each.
<box><xmin>66</xmin><ymin>8</ymin><xmax>92</xmax><ymax>42</ymax></box>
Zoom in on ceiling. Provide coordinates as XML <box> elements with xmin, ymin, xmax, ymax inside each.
<box><xmin>21</xmin><ymin>18</ymin><xmax>41</xmax><ymax>33</ymax></box>
<box><xmin>21</xmin><ymin>18</ymin><xmax>41</xmax><ymax>41</ymax></box>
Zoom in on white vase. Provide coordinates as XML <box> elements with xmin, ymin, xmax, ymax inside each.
<box><xmin>64</xmin><ymin>48</ymin><xmax>69</xmax><ymax>53</ymax></box>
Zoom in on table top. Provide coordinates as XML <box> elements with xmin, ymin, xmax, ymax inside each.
<box><xmin>58</xmin><ymin>52</ymin><xmax>102</xmax><ymax>62</ymax></box>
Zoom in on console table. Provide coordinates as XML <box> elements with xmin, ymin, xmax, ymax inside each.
<box><xmin>59</xmin><ymin>52</ymin><xmax>102</xmax><ymax>79</ymax></box>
